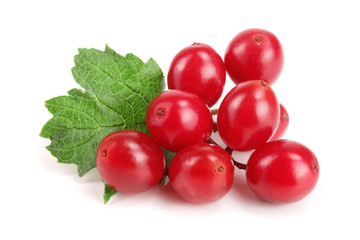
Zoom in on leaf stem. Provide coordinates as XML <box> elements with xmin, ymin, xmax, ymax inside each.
<box><xmin>208</xmin><ymin>138</ymin><xmax>218</xmax><ymax>145</ymax></box>
<box><xmin>211</xmin><ymin>109</ymin><xmax>219</xmax><ymax>115</ymax></box>
<box><xmin>164</xmin><ymin>167</ymin><xmax>169</xmax><ymax>176</ymax></box>
<box><xmin>213</xmin><ymin>121</ymin><xmax>218</xmax><ymax>132</ymax></box>
<box><xmin>233</xmin><ymin>161</ymin><xmax>247</xmax><ymax>170</ymax></box>
<box><xmin>225</xmin><ymin>146</ymin><xmax>233</xmax><ymax>155</ymax></box>
<box><xmin>208</xmin><ymin>138</ymin><xmax>247</xmax><ymax>171</ymax></box>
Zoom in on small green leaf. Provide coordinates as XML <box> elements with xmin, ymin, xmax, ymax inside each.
<box><xmin>103</xmin><ymin>184</ymin><xmax>118</xmax><ymax>204</ymax></box>
<box><xmin>41</xmin><ymin>45</ymin><xmax>164</xmax><ymax>177</ymax></box>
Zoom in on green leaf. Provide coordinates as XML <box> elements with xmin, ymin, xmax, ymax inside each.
<box><xmin>40</xmin><ymin>45</ymin><xmax>164</xmax><ymax>177</ymax></box>
<box><xmin>103</xmin><ymin>184</ymin><xmax>118</xmax><ymax>204</ymax></box>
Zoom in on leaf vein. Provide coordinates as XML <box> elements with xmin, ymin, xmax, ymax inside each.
<box><xmin>83</xmin><ymin>53</ymin><xmax>149</xmax><ymax>105</ymax></box>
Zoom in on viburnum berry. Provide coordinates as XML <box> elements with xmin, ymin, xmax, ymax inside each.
<box><xmin>245</xmin><ymin>139</ymin><xmax>319</xmax><ymax>203</ymax></box>
<box><xmin>271</xmin><ymin>103</ymin><xmax>289</xmax><ymax>140</ymax></box>
<box><xmin>146</xmin><ymin>89</ymin><xmax>213</xmax><ymax>152</ymax></box>
<box><xmin>168</xmin><ymin>143</ymin><xmax>234</xmax><ymax>204</ymax></box>
<box><xmin>96</xmin><ymin>130</ymin><xmax>165</xmax><ymax>194</ymax></box>
<box><xmin>167</xmin><ymin>42</ymin><xmax>226</xmax><ymax>107</ymax></box>
<box><xmin>224</xmin><ymin>28</ymin><xmax>284</xmax><ymax>85</ymax></box>
<box><xmin>217</xmin><ymin>80</ymin><xmax>280</xmax><ymax>151</ymax></box>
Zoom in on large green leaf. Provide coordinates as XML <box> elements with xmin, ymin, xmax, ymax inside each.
<box><xmin>40</xmin><ymin>45</ymin><xmax>164</xmax><ymax>176</ymax></box>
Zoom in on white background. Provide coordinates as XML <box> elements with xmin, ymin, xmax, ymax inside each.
<box><xmin>1</xmin><ymin>0</ymin><xmax>359</xmax><ymax>239</ymax></box>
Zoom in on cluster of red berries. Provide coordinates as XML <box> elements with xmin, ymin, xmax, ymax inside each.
<box><xmin>96</xmin><ymin>28</ymin><xmax>319</xmax><ymax>204</ymax></box>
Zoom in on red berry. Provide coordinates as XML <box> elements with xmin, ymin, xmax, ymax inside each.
<box><xmin>167</xmin><ymin>43</ymin><xmax>226</xmax><ymax>107</ymax></box>
<box><xmin>246</xmin><ymin>139</ymin><xmax>319</xmax><ymax>203</ymax></box>
<box><xmin>217</xmin><ymin>80</ymin><xmax>280</xmax><ymax>151</ymax></box>
<box><xmin>146</xmin><ymin>90</ymin><xmax>213</xmax><ymax>152</ymax></box>
<box><xmin>96</xmin><ymin>130</ymin><xmax>165</xmax><ymax>194</ymax></box>
<box><xmin>225</xmin><ymin>28</ymin><xmax>284</xmax><ymax>85</ymax></box>
<box><xmin>169</xmin><ymin>143</ymin><xmax>234</xmax><ymax>203</ymax></box>
<box><xmin>271</xmin><ymin>103</ymin><xmax>289</xmax><ymax>140</ymax></box>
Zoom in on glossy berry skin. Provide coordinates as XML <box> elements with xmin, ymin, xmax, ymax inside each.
<box><xmin>246</xmin><ymin>139</ymin><xmax>319</xmax><ymax>204</ymax></box>
<box><xmin>217</xmin><ymin>80</ymin><xmax>280</xmax><ymax>151</ymax></box>
<box><xmin>224</xmin><ymin>28</ymin><xmax>284</xmax><ymax>85</ymax></box>
<box><xmin>167</xmin><ymin>43</ymin><xmax>226</xmax><ymax>107</ymax></box>
<box><xmin>96</xmin><ymin>130</ymin><xmax>165</xmax><ymax>194</ymax></box>
<box><xmin>146</xmin><ymin>90</ymin><xmax>213</xmax><ymax>152</ymax></box>
<box><xmin>271</xmin><ymin>103</ymin><xmax>289</xmax><ymax>140</ymax></box>
<box><xmin>169</xmin><ymin>143</ymin><xmax>234</xmax><ymax>204</ymax></box>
